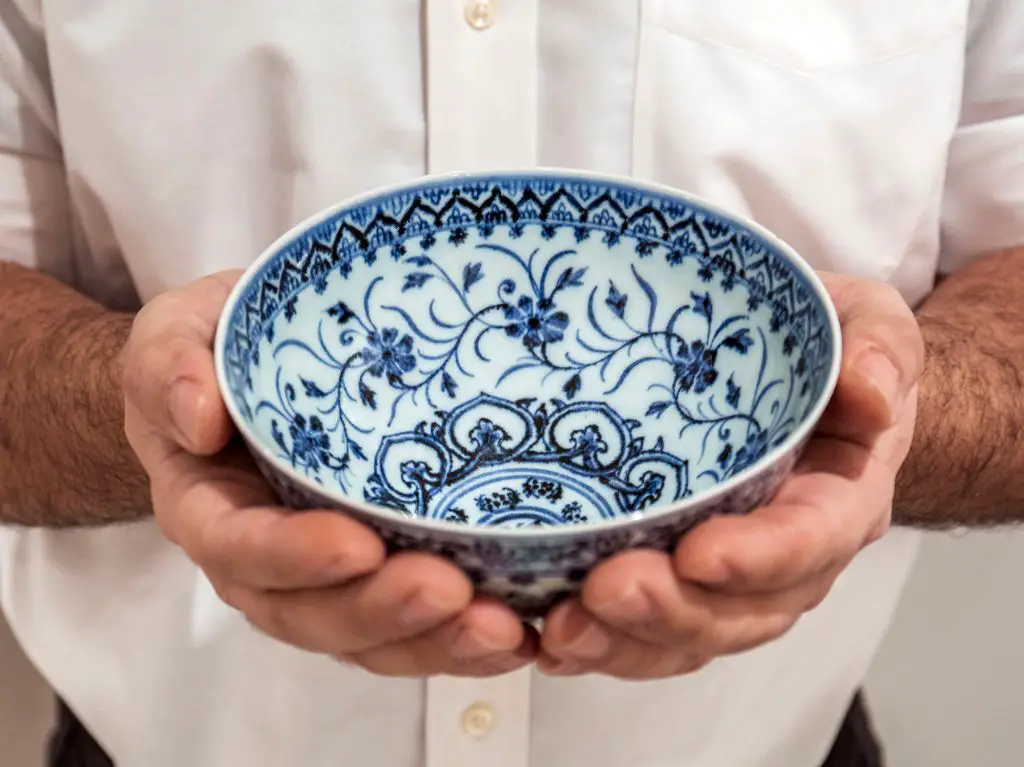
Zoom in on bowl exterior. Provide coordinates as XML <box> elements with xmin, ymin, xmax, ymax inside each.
<box><xmin>246</xmin><ymin>434</ymin><xmax>803</xmax><ymax>617</ymax></box>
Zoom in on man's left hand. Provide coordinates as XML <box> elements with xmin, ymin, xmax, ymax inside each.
<box><xmin>538</xmin><ymin>273</ymin><xmax>925</xmax><ymax>679</ymax></box>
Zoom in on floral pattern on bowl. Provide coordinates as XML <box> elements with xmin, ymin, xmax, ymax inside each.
<box><xmin>215</xmin><ymin>171</ymin><xmax>840</xmax><ymax>615</ymax></box>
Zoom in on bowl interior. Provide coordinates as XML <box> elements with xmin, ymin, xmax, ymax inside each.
<box><xmin>219</xmin><ymin>174</ymin><xmax>836</xmax><ymax>530</ymax></box>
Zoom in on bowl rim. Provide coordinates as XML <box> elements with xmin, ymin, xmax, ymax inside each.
<box><xmin>213</xmin><ymin>167</ymin><xmax>842</xmax><ymax>538</ymax></box>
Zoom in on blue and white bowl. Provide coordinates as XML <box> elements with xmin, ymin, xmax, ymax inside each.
<box><xmin>214</xmin><ymin>170</ymin><xmax>841</xmax><ymax>616</ymax></box>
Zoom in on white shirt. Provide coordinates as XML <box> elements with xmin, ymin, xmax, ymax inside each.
<box><xmin>0</xmin><ymin>1</ymin><xmax>1021</xmax><ymax>765</ymax></box>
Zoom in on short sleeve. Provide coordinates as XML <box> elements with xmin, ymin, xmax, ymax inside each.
<box><xmin>0</xmin><ymin>0</ymin><xmax>72</xmax><ymax>283</ymax></box>
<box><xmin>940</xmin><ymin>0</ymin><xmax>1024</xmax><ymax>274</ymax></box>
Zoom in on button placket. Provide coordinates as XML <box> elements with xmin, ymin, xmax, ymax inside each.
<box><xmin>424</xmin><ymin>672</ymin><xmax>532</xmax><ymax>767</ymax></box>
<box><xmin>425</xmin><ymin>0</ymin><xmax>538</xmax><ymax>173</ymax></box>
<box><xmin>422</xmin><ymin>0</ymin><xmax>537</xmax><ymax>757</ymax></box>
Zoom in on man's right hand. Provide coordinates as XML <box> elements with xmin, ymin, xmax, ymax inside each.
<box><xmin>122</xmin><ymin>271</ymin><xmax>536</xmax><ymax>677</ymax></box>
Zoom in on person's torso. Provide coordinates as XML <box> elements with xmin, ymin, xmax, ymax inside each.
<box><xmin>1</xmin><ymin>1</ymin><xmax>967</xmax><ymax>764</ymax></box>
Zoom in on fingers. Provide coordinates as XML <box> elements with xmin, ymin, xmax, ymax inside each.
<box><xmin>122</xmin><ymin>270</ymin><xmax>242</xmax><ymax>454</ymax></box>
<box><xmin>539</xmin><ymin>600</ymin><xmax>710</xmax><ymax>680</ymax></box>
<box><xmin>121</xmin><ymin>274</ymin><xmax>540</xmax><ymax>679</ymax></box>
<box><xmin>130</xmin><ymin>416</ymin><xmax>386</xmax><ymax>589</ymax></box>
<box><xmin>229</xmin><ymin>553</ymin><xmax>473</xmax><ymax>653</ymax></box>
<box><xmin>664</xmin><ymin>276</ymin><xmax>923</xmax><ymax>596</ymax></box>
<box><xmin>350</xmin><ymin>600</ymin><xmax>538</xmax><ymax>678</ymax></box>
<box><xmin>537</xmin><ymin>273</ymin><xmax>925</xmax><ymax>680</ymax></box>
<box><xmin>234</xmin><ymin>563</ymin><xmax>534</xmax><ymax>677</ymax></box>
<box><xmin>673</xmin><ymin>436</ymin><xmax>892</xmax><ymax>592</ymax></box>
<box><xmin>818</xmin><ymin>273</ymin><xmax>925</xmax><ymax>443</ymax></box>
<box><xmin>587</xmin><ymin>551</ymin><xmax>835</xmax><ymax>645</ymax></box>
<box><xmin>195</xmin><ymin>500</ymin><xmax>388</xmax><ymax>592</ymax></box>
<box><xmin>540</xmin><ymin>551</ymin><xmax>839</xmax><ymax>679</ymax></box>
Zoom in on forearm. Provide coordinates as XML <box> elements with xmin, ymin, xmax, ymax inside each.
<box><xmin>0</xmin><ymin>261</ymin><xmax>150</xmax><ymax>526</ymax></box>
<box><xmin>894</xmin><ymin>247</ymin><xmax>1024</xmax><ymax>527</ymax></box>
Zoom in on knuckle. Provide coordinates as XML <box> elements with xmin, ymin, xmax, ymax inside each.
<box><xmin>122</xmin><ymin>300</ymin><xmax>166</xmax><ymax>375</ymax></box>
<box><xmin>641</xmin><ymin>651</ymin><xmax>689</xmax><ymax>680</ymax></box>
<box><xmin>669</xmin><ymin>617</ymin><xmax>707</xmax><ymax>647</ymax></box>
<box><xmin>727</xmin><ymin>613</ymin><xmax>798</xmax><ymax>655</ymax></box>
<box><xmin>145</xmin><ymin>457</ymin><xmax>194</xmax><ymax>542</ymax></box>
<box><xmin>691</xmin><ymin>619</ymin><xmax>727</xmax><ymax>655</ymax></box>
<box><xmin>120</xmin><ymin>343</ymin><xmax>148</xmax><ymax>402</ymax></box>
<box><xmin>639</xmin><ymin>651</ymin><xmax>705</xmax><ymax>679</ymax></box>
<box><xmin>605</xmin><ymin>647</ymin><xmax>666</xmax><ymax>681</ymax></box>
<box><xmin>352</xmin><ymin>659</ymin><xmax>404</xmax><ymax>678</ymax></box>
<box><xmin>207</xmin><ymin>575</ymin><xmax>243</xmax><ymax>611</ymax></box>
<box><xmin>875</xmin><ymin>280</ymin><xmax>906</xmax><ymax>308</ymax></box>
<box><xmin>196</xmin><ymin>273</ymin><xmax>235</xmax><ymax>307</ymax></box>
<box><xmin>807</xmin><ymin>515</ymin><xmax>848</xmax><ymax>573</ymax></box>
<box><xmin>124</xmin><ymin>333</ymin><xmax>197</xmax><ymax>425</ymax></box>
<box><xmin>151</xmin><ymin>507</ymin><xmax>179</xmax><ymax>545</ymax></box>
<box><xmin>223</xmin><ymin>515</ymin><xmax>269</xmax><ymax>567</ymax></box>
<box><xmin>462</xmin><ymin>653</ymin><xmax>526</xmax><ymax>678</ymax></box>
<box><xmin>186</xmin><ymin>505</ymin><xmax>235</xmax><ymax>574</ymax></box>
<box><xmin>803</xmin><ymin>571</ymin><xmax>841</xmax><ymax>612</ymax></box>
<box><xmin>665</xmin><ymin>602</ymin><xmax>716</xmax><ymax>649</ymax></box>
<box><xmin>797</xmin><ymin>508</ymin><xmax>835</xmax><ymax>558</ymax></box>
<box><xmin>770</xmin><ymin>613</ymin><xmax>800</xmax><ymax>643</ymax></box>
<box><xmin>165</xmin><ymin>334</ymin><xmax>199</xmax><ymax>380</ymax></box>
<box><xmin>248</xmin><ymin>595</ymin><xmax>294</xmax><ymax>646</ymax></box>
<box><xmin>348</xmin><ymin>645</ymin><xmax>422</xmax><ymax>678</ymax></box>
<box><xmin>804</xmin><ymin>586</ymin><xmax>831</xmax><ymax>612</ymax></box>
<box><xmin>332</xmin><ymin>652</ymin><xmax>358</xmax><ymax>667</ymax></box>
<box><xmin>865</xmin><ymin>513</ymin><xmax>891</xmax><ymax>546</ymax></box>
<box><xmin>680</xmin><ymin>654</ymin><xmax>713</xmax><ymax>674</ymax></box>
<box><xmin>122</xmin><ymin>407</ymin><xmax>145</xmax><ymax>452</ymax></box>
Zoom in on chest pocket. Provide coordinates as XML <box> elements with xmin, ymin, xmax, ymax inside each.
<box><xmin>642</xmin><ymin>0</ymin><xmax>965</xmax><ymax>74</ymax></box>
<box><xmin>631</xmin><ymin>0</ymin><xmax>969</xmax><ymax>284</ymax></box>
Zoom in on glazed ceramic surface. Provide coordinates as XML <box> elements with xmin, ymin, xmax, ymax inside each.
<box><xmin>215</xmin><ymin>171</ymin><xmax>840</xmax><ymax>615</ymax></box>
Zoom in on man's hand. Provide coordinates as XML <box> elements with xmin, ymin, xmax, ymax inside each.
<box><xmin>538</xmin><ymin>274</ymin><xmax>925</xmax><ymax>679</ymax></box>
<box><xmin>122</xmin><ymin>272</ymin><xmax>537</xmax><ymax>677</ymax></box>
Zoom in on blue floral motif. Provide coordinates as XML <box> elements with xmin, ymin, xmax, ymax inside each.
<box><xmin>672</xmin><ymin>340</ymin><xmax>718</xmax><ymax>395</ymax></box>
<box><xmin>247</xmin><ymin>230</ymin><xmax>811</xmax><ymax>508</ymax></box>
<box><xmin>468</xmin><ymin>419</ymin><xmax>508</xmax><ymax>455</ymax></box>
<box><xmin>361</xmin><ymin>328</ymin><xmax>416</xmax><ymax>379</ymax></box>
<box><xmin>503</xmin><ymin>295</ymin><xmax>570</xmax><ymax>348</ymax></box>
<box><xmin>219</xmin><ymin>173</ymin><xmax>838</xmax><ymax>615</ymax></box>
<box><xmin>714</xmin><ymin>427</ymin><xmax>770</xmax><ymax>480</ymax></box>
<box><xmin>283</xmin><ymin>414</ymin><xmax>331</xmax><ymax>470</ymax></box>
<box><xmin>262</xmin><ymin>379</ymin><xmax>362</xmax><ymax>491</ymax></box>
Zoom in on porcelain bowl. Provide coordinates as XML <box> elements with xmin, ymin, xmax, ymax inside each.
<box><xmin>214</xmin><ymin>170</ymin><xmax>841</xmax><ymax>616</ymax></box>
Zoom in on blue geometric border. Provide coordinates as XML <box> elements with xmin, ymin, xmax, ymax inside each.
<box><xmin>222</xmin><ymin>175</ymin><xmax>835</xmax><ymax>409</ymax></box>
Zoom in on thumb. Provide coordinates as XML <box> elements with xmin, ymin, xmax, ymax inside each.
<box><xmin>817</xmin><ymin>273</ymin><xmax>925</xmax><ymax>443</ymax></box>
<box><xmin>123</xmin><ymin>270</ymin><xmax>243</xmax><ymax>455</ymax></box>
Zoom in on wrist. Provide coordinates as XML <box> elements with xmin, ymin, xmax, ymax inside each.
<box><xmin>0</xmin><ymin>265</ymin><xmax>147</xmax><ymax>525</ymax></box>
<box><xmin>75</xmin><ymin>308</ymin><xmax>134</xmax><ymax>421</ymax></box>
<box><xmin>893</xmin><ymin>251</ymin><xmax>1024</xmax><ymax>526</ymax></box>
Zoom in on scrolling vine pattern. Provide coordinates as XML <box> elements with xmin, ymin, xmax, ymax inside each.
<box><xmin>225</xmin><ymin>178</ymin><xmax>832</xmax><ymax>525</ymax></box>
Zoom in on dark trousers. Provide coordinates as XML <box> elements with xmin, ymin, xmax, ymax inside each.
<box><xmin>49</xmin><ymin>692</ymin><xmax>883</xmax><ymax>767</ymax></box>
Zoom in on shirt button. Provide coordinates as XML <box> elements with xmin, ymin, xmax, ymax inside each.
<box><xmin>464</xmin><ymin>0</ymin><xmax>495</xmax><ymax>30</ymax></box>
<box><xmin>461</xmin><ymin>702</ymin><xmax>495</xmax><ymax>736</ymax></box>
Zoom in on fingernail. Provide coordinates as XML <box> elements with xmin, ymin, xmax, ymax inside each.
<box><xmin>562</xmin><ymin>614</ymin><xmax>612</xmax><ymax>661</ymax></box>
<box><xmin>398</xmin><ymin>591</ymin><xmax>456</xmax><ymax>629</ymax></box>
<box><xmin>855</xmin><ymin>350</ymin><xmax>902</xmax><ymax>412</ymax></box>
<box><xmin>452</xmin><ymin>626</ymin><xmax>507</xmax><ymax>662</ymax></box>
<box><xmin>169</xmin><ymin>378</ymin><xmax>202</xmax><ymax>449</ymax></box>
